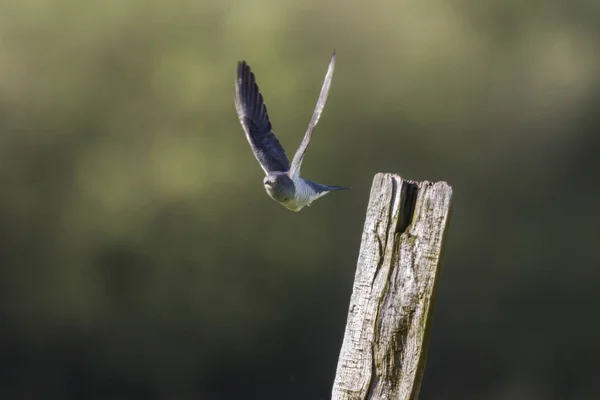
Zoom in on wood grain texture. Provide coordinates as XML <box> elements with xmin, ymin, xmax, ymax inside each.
<box><xmin>332</xmin><ymin>173</ymin><xmax>452</xmax><ymax>400</ymax></box>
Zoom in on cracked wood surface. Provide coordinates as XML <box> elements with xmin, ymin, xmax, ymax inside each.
<box><xmin>332</xmin><ymin>173</ymin><xmax>452</xmax><ymax>400</ymax></box>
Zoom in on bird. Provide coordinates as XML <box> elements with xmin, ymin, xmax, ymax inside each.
<box><xmin>234</xmin><ymin>51</ymin><xmax>349</xmax><ymax>212</ymax></box>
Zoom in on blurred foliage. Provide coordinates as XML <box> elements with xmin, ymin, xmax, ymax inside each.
<box><xmin>0</xmin><ymin>0</ymin><xmax>599</xmax><ymax>398</ymax></box>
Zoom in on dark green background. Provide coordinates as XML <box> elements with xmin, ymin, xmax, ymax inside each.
<box><xmin>1</xmin><ymin>0</ymin><xmax>599</xmax><ymax>398</ymax></box>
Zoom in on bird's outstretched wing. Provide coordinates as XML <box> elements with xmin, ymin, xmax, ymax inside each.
<box><xmin>235</xmin><ymin>61</ymin><xmax>290</xmax><ymax>174</ymax></box>
<box><xmin>289</xmin><ymin>51</ymin><xmax>336</xmax><ymax>179</ymax></box>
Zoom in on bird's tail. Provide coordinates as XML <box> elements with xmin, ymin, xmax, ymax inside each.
<box><xmin>305</xmin><ymin>179</ymin><xmax>351</xmax><ymax>193</ymax></box>
<box><xmin>324</xmin><ymin>185</ymin><xmax>351</xmax><ymax>191</ymax></box>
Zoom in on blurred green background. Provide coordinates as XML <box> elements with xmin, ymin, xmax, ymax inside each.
<box><xmin>1</xmin><ymin>0</ymin><xmax>599</xmax><ymax>399</ymax></box>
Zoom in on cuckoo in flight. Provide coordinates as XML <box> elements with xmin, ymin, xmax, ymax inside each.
<box><xmin>234</xmin><ymin>52</ymin><xmax>349</xmax><ymax>211</ymax></box>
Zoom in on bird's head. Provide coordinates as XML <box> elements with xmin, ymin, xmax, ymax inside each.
<box><xmin>263</xmin><ymin>173</ymin><xmax>294</xmax><ymax>198</ymax></box>
<box><xmin>263</xmin><ymin>174</ymin><xmax>280</xmax><ymax>189</ymax></box>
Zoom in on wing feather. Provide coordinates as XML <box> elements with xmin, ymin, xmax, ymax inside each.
<box><xmin>289</xmin><ymin>51</ymin><xmax>336</xmax><ymax>178</ymax></box>
<box><xmin>235</xmin><ymin>61</ymin><xmax>290</xmax><ymax>174</ymax></box>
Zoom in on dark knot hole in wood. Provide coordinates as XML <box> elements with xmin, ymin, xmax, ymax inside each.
<box><xmin>397</xmin><ymin>179</ymin><xmax>419</xmax><ymax>234</ymax></box>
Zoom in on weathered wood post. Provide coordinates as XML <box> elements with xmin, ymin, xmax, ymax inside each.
<box><xmin>332</xmin><ymin>173</ymin><xmax>452</xmax><ymax>400</ymax></box>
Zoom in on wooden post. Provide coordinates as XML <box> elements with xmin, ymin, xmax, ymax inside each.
<box><xmin>332</xmin><ymin>173</ymin><xmax>452</xmax><ymax>400</ymax></box>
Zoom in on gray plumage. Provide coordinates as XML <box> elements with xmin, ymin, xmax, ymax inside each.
<box><xmin>234</xmin><ymin>51</ymin><xmax>349</xmax><ymax>212</ymax></box>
